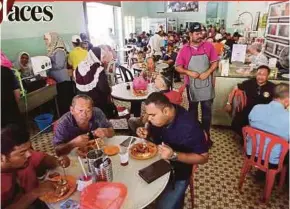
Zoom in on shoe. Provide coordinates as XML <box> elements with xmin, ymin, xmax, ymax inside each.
<box><xmin>207</xmin><ymin>139</ymin><xmax>214</xmax><ymax>149</ymax></box>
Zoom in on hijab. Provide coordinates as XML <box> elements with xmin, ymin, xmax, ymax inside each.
<box><xmin>74</xmin><ymin>47</ymin><xmax>106</xmax><ymax>92</ymax></box>
<box><xmin>44</xmin><ymin>32</ymin><xmax>67</xmax><ymax>56</ymax></box>
<box><xmin>1</xmin><ymin>51</ymin><xmax>13</xmax><ymax>68</ymax></box>
<box><xmin>13</xmin><ymin>52</ymin><xmax>33</xmax><ymax>77</ymax></box>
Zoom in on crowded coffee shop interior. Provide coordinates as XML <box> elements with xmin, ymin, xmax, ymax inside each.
<box><xmin>1</xmin><ymin>1</ymin><xmax>289</xmax><ymax>209</ymax></box>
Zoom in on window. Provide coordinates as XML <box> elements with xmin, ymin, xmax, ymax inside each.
<box><xmin>87</xmin><ymin>3</ymin><xmax>115</xmax><ymax>46</ymax></box>
<box><xmin>124</xmin><ymin>16</ymin><xmax>135</xmax><ymax>38</ymax></box>
<box><xmin>141</xmin><ymin>17</ymin><xmax>150</xmax><ymax>32</ymax></box>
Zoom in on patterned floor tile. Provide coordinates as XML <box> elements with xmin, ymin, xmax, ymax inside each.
<box><xmin>29</xmin><ymin>81</ymin><xmax>289</xmax><ymax>209</ymax></box>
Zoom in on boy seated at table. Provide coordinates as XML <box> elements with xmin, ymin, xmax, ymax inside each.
<box><xmin>1</xmin><ymin>124</ymin><xmax>70</xmax><ymax>209</ymax></box>
<box><xmin>53</xmin><ymin>94</ymin><xmax>114</xmax><ymax>156</ymax></box>
<box><xmin>128</xmin><ymin>74</ymin><xmax>185</xmax><ymax>134</ymax></box>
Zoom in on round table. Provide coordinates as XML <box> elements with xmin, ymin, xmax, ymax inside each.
<box><xmin>111</xmin><ymin>82</ymin><xmax>155</xmax><ymax>117</ymax></box>
<box><xmin>47</xmin><ymin>136</ymin><xmax>170</xmax><ymax>209</ymax></box>
<box><xmin>156</xmin><ymin>62</ymin><xmax>169</xmax><ymax>71</ymax></box>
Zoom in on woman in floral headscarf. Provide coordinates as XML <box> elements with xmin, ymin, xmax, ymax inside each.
<box><xmin>74</xmin><ymin>47</ymin><xmax>115</xmax><ymax>117</ymax></box>
<box><xmin>44</xmin><ymin>32</ymin><xmax>74</xmax><ymax>115</ymax></box>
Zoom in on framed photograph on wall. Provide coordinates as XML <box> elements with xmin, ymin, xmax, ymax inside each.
<box><xmin>265</xmin><ymin>41</ymin><xmax>275</xmax><ymax>55</ymax></box>
<box><xmin>278</xmin><ymin>24</ymin><xmax>289</xmax><ymax>38</ymax></box>
<box><xmin>252</xmin><ymin>12</ymin><xmax>260</xmax><ymax>31</ymax></box>
<box><xmin>167</xmin><ymin>2</ymin><xmax>199</xmax><ymax>12</ymax></box>
<box><xmin>267</xmin><ymin>24</ymin><xmax>278</xmax><ymax>36</ymax></box>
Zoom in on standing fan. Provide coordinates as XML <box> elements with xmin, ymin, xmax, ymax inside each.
<box><xmin>279</xmin><ymin>46</ymin><xmax>289</xmax><ymax>70</ymax></box>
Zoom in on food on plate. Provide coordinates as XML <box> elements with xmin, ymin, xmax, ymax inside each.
<box><xmin>77</xmin><ymin>138</ymin><xmax>105</xmax><ymax>158</ymax></box>
<box><xmin>39</xmin><ymin>175</ymin><xmax>76</xmax><ymax>203</ymax></box>
<box><xmin>103</xmin><ymin>145</ymin><xmax>119</xmax><ymax>156</ymax></box>
<box><xmin>48</xmin><ymin>172</ymin><xmax>60</xmax><ymax>179</ymax></box>
<box><xmin>133</xmin><ymin>89</ymin><xmax>147</xmax><ymax>96</ymax></box>
<box><xmin>130</xmin><ymin>142</ymin><xmax>157</xmax><ymax>160</ymax></box>
<box><xmin>55</xmin><ymin>181</ymin><xmax>70</xmax><ymax>198</ymax></box>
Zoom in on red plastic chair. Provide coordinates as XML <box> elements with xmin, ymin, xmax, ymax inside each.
<box><xmin>239</xmin><ymin>126</ymin><xmax>289</xmax><ymax>202</ymax></box>
<box><xmin>232</xmin><ymin>88</ymin><xmax>247</xmax><ymax>113</ymax></box>
<box><xmin>190</xmin><ymin>131</ymin><xmax>209</xmax><ymax>207</ymax></box>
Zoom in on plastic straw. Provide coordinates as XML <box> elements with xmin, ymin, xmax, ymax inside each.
<box><xmin>78</xmin><ymin>156</ymin><xmax>87</xmax><ymax>178</ymax></box>
<box><xmin>127</xmin><ymin>137</ymin><xmax>134</xmax><ymax>151</ymax></box>
<box><xmin>95</xmin><ymin>139</ymin><xmax>100</xmax><ymax>150</ymax></box>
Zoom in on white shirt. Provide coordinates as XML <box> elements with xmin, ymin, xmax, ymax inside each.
<box><xmin>250</xmin><ymin>52</ymin><xmax>268</xmax><ymax>67</ymax></box>
<box><xmin>148</xmin><ymin>34</ymin><xmax>164</xmax><ymax>56</ymax></box>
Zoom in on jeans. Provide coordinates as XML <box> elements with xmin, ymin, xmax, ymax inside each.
<box><xmin>188</xmin><ymin>99</ymin><xmax>213</xmax><ymax>138</ymax></box>
<box><xmin>156</xmin><ymin>179</ymin><xmax>189</xmax><ymax>209</ymax></box>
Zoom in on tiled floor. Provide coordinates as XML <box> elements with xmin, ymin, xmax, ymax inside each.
<box><xmin>30</xmin><ymin>82</ymin><xmax>289</xmax><ymax>209</ymax></box>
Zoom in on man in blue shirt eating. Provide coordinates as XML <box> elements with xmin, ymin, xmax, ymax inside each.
<box><xmin>136</xmin><ymin>92</ymin><xmax>209</xmax><ymax>209</ymax></box>
<box><xmin>248</xmin><ymin>83</ymin><xmax>289</xmax><ymax>166</ymax></box>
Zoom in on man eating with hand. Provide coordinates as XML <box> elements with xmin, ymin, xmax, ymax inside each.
<box><xmin>53</xmin><ymin>94</ymin><xmax>114</xmax><ymax>156</ymax></box>
<box><xmin>1</xmin><ymin>124</ymin><xmax>70</xmax><ymax>209</ymax></box>
<box><xmin>136</xmin><ymin>92</ymin><xmax>209</xmax><ymax>209</ymax></box>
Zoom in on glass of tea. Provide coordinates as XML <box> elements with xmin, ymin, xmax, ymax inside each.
<box><xmin>119</xmin><ymin>146</ymin><xmax>129</xmax><ymax>166</ymax></box>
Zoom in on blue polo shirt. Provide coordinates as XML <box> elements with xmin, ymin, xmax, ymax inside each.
<box><xmin>149</xmin><ymin>105</ymin><xmax>208</xmax><ymax>180</ymax></box>
<box><xmin>247</xmin><ymin>101</ymin><xmax>289</xmax><ymax>164</ymax></box>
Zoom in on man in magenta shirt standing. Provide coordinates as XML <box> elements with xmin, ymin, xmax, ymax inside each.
<box><xmin>176</xmin><ymin>22</ymin><xmax>219</xmax><ymax>145</ymax></box>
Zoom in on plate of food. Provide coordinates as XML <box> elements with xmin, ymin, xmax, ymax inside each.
<box><xmin>129</xmin><ymin>142</ymin><xmax>157</xmax><ymax>160</ymax></box>
<box><xmin>40</xmin><ymin>175</ymin><xmax>76</xmax><ymax>203</ymax></box>
<box><xmin>132</xmin><ymin>89</ymin><xmax>148</xmax><ymax>97</ymax></box>
<box><xmin>77</xmin><ymin>139</ymin><xmax>105</xmax><ymax>158</ymax></box>
<box><xmin>103</xmin><ymin>145</ymin><xmax>120</xmax><ymax>156</ymax></box>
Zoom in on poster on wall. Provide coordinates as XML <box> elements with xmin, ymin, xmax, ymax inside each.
<box><xmin>167</xmin><ymin>1</ymin><xmax>199</xmax><ymax>12</ymax></box>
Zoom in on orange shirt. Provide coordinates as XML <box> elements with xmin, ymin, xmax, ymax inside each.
<box><xmin>213</xmin><ymin>42</ymin><xmax>224</xmax><ymax>56</ymax></box>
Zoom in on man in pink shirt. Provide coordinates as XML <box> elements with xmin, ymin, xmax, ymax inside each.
<box><xmin>1</xmin><ymin>124</ymin><xmax>70</xmax><ymax>209</ymax></box>
<box><xmin>176</xmin><ymin>22</ymin><xmax>219</xmax><ymax>146</ymax></box>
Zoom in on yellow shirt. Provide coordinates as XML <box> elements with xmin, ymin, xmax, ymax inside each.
<box><xmin>68</xmin><ymin>47</ymin><xmax>88</xmax><ymax>70</ymax></box>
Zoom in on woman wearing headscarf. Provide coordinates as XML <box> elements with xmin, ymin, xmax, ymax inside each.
<box><xmin>44</xmin><ymin>32</ymin><xmax>74</xmax><ymax>115</ymax></box>
<box><xmin>74</xmin><ymin>47</ymin><xmax>113</xmax><ymax>117</ymax></box>
<box><xmin>13</xmin><ymin>52</ymin><xmax>33</xmax><ymax>78</ymax></box>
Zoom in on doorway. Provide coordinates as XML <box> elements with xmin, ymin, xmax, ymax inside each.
<box><xmin>84</xmin><ymin>2</ymin><xmax>123</xmax><ymax>50</ymax></box>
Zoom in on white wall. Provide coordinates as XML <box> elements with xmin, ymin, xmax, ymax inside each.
<box><xmin>1</xmin><ymin>2</ymin><xmax>86</xmax><ymax>59</ymax></box>
<box><xmin>121</xmin><ymin>1</ymin><xmax>148</xmax><ymax>18</ymax></box>
<box><xmin>226</xmin><ymin>1</ymin><xmax>274</xmax><ymax>34</ymax></box>
<box><xmin>1</xmin><ymin>2</ymin><xmax>86</xmax><ymax>40</ymax></box>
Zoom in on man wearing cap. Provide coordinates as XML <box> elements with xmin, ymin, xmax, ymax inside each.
<box><xmin>176</xmin><ymin>22</ymin><xmax>219</xmax><ymax>145</ymax></box>
<box><xmin>68</xmin><ymin>35</ymin><xmax>88</xmax><ymax>71</ymax></box>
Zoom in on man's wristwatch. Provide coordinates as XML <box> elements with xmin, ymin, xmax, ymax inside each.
<box><xmin>170</xmin><ymin>152</ymin><xmax>178</xmax><ymax>161</ymax></box>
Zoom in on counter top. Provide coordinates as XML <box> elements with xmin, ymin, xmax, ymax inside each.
<box><xmin>215</xmin><ymin>63</ymin><xmax>288</xmax><ymax>81</ymax></box>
